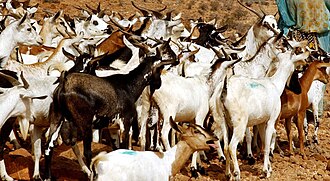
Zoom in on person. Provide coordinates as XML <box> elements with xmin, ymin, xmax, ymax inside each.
<box><xmin>276</xmin><ymin>0</ymin><xmax>330</xmax><ymax>52</ymax></box>
<box><xmin>276</xmin><ymin>0</ymin><xmax>330</xmax><ymax>117</ymax></box>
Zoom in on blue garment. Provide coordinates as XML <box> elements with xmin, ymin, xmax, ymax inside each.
<box><xmin>276</xmin><ymin>0</ymin><xmax>330</xmax><ymax>52</ymax></box>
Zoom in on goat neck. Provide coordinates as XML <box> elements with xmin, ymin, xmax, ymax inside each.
<box><xmin>271</xmin><ymin>51</ymin><xmax>309</xmax><ymax>95</ymax></box>
<box><xmin>0</xmin><ymin>22</ymin><xmax>20</xmax><ymax>66</ymax></box>
<box><xmin>299</xmin><ymin>62</ymin><xmax>330</xmax><ymax>91</ymax></box>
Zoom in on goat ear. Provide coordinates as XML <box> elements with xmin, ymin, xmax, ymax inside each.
<box><xmin>18</xmin><ymin>13</ymin><xmax>27</xmax><ymax>26</ymax></box>
<box><xmin>62</xmin><ymin>48</ymin><xmax>76</xmax><ymax>61</ymax></box>
<box><xmin>52</xmin><ymin>10</ymin><xmax>62</xmax><ymax>22</ymax></box>
<box><xmin>20</xmin><ymin>72</ymin><xmax>29</xmax><ymax>89</ymax></box>
<box><xmin>86</xmin><ymin>15</ymin><xmax>92</xmax><ymax>22</ymax></box>
<box><xmin>170</xmin><ymin>116</ymin><xmax>183</xmax><ymax>134</ymax></box>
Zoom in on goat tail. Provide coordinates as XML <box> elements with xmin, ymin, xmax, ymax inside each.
<box><xmin>90</xmin><ymin>151</ymin><xmax>109</xmax><ymax>181</ymax></box>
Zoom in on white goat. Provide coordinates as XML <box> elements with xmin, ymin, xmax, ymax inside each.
<box><xmin>222</xmin><ymin>46</ymin><xmax>309</xmax><ymax>180</ymax></box>
<box><xmin>0</xmin><ymin>13</ymin><xmax>42</xmax><ymax>67</ymax></box>
<box><xmin>90</xmin><ymin>117</ymin><xmax>216</xmax><ymax>181</ymax></box>
<box><xmin>0</xmin><ymin>72</ymin><xmax>47</xmax><ymax>181</ymax></box>
<box><xmin>39</xmin><ymin>10</ymin><xmax>76</xmax><ymax>47</ymax></box>
<box><xmin>304</xmin><ymin>67</ymin><xmax>330</xmax><ymax>144</ymax></box>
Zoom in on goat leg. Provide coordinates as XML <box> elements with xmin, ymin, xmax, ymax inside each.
<box><xmin>297</xmin><ymin>113</ymin><xmax>306</xmax><ymax>159</ymax></box>
<box><xmin>0</xmin><ymin>118</ymin><xmax>15</xmax><ymax>181</ymax></box>
<box><xmin>284</xmin><ymin>118</ymin><xmax>293</xmax><ymax>156</ymax></box>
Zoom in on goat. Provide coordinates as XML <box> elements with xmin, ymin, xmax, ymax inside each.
<box><xmin>39</xmin><ymin>10</ymin><xmax>76</xmax><ymax>47</ymax></box>
<box><xmin>303</xmin><ymin>67</ymin><xmax>330</xmax><ymax>144</ymax></box>
<box><xmin>0</xmin><ymin>72</ymin><xmax>48</xmax><ymax>181</ymax></box>
<box><xmin>279</xmin><ymin>61</ymin><xmax>330</xmax><ymax>158</ymax></box>
<box><xmin>90</xmin><ymin>117</ymin><xmax>217</xmax><ymax>181</ymax></box>
<box><xmin>4</xmin><ymin>33</ymin><xmax>83</xmax><ymax>77</ymax></box>
<box><xmin>222</xmin><ymin>45</ymin><xmax>309</xmax><ymax>180</ymax></box>
<box><xmin>138</xmin><ymin>47</ymin><xmax>241</xmax><ymax>177</ymax></box>
<box><xmin>0</xmin><ymin>13</ymin><xmax>42</xmax><ymax>67</ymax></box>
<box><xmin>208</xmin><ymin>0</ymin><xmax>282</xmax><ymax>166</ymax></box>
<box><xmin>43</xmin><ymin>49</ymin><xmax>175</xmax><ymax>180</ymax></box>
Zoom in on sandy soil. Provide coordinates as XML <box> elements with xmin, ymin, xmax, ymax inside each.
<box><xmin>4</xmin><ymin>0</ymin><xmax>330</xmax><ymax>180</ymax></box>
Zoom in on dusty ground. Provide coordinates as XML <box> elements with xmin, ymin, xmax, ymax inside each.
<box><xmin>4</xmin><ymin>0</ymin><xmax>330</xmax><ymax>180</ymax></box>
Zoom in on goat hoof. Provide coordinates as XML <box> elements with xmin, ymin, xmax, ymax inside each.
<box><xmin>197</xmin><ymin>165</ymin><xmax>206</xmax><ymax>175</ymax></box>
<box><xmin>260</xmin><ymin>170</ymin><xmax>270</xmax><ymax>179</ymax></box>
<box><xmin>32</xmin><ymin>175</ymin><xmax>42</xmax><ymax>181</ymax></box>
<box><xmin>312</xmin><ymin>136</ymin><xmax>319</xmax><ymax>144</ymax></box>
<box><xmin>247</xmin><ymin>155</ymin><xmax>256</xmax><ymax>165</ymax></box>
<box><xmin>233</xmin><ymin>171</ymin><xmax>240</xmax><ymax>181</ymax></box>
<box><xmin>225</xmin><ymin>173</ymin><xmax>231</xmax><ymax>181</ymax></box>
<box><xmin>190</xmin><ymin>167</ymin><xmax>198</xmax><ymax>178</ymax></box>
<box><xmin>219</xmin><ymin>156</ymin><xmax>226</xmax><ymax>164</ymax></box>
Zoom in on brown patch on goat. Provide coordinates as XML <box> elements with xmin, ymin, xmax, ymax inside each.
<box><xmin>96</xmin><ymin>30</ymin><xmax>126</xmax><ymax>55</ymax></box>
<box><xmin>18</xmin><ymin>45</ymin><xmax>55</xmax><ymax>55</ymax></box>
<box><xmin>153</xmin><ymin>152</ymin><xmax>164</xmax><ymax>158</ymax></box>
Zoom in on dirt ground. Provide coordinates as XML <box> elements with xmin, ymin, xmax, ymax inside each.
<box><xmin>4</xmin><ymin>0</ymin><xmax>330</xmax><ymax>180</ymax></box>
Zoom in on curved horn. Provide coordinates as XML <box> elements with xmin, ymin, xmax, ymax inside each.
<box><xmin>20</xmin><ymin>72</ymin><xmax>29</xmax><ymax>89</ymax></box>
<box><xmin>237</xmin><ymin>0</ymin><xmax>263</xmax><ymax>18</ymax></box>
<box><xmin>72</xmin><ymin>44</ymin><xmax>83</xmax><ymax>55</ymax></box>
<box><xmin>207</xmin><ymin>44</ymin><xmax>223</xmax><ymax>58</ymax></box>
<box><xmin>86</xmin><ymin>4</ymin><xmax>98</xmax><ymax>14</ymax></box>
<box><xmin>109</xmin><ymin>17</ymin><xmax>126</xmax><ymax>30</ymax></box>
<box><xmin>18</xmin><ymin>13</ymin><xmax>27</xmax><ymax>26</ymax></box>
<box><xmin>258</xmin><ymin>3</ymin><xmax>267</xmax><ymax>17</ymax></box>
<box><xmin>62</xmin><ymin>48</ymin><xmax>76</xmax><ymax>61</ymax></box>
<box><xmin>131</xmin><ymin>1</ymin><xmax>149</xmax><ymax>17</ymax></box>
<box><xmin>0</xmin><ymin>72</ymin><xmax>20</xmax><ymax>86</ymax></box>
<box><xmin>221</xmin><ymin>48</ymin><xmax>230</xmax><ymax>60</ymax></box>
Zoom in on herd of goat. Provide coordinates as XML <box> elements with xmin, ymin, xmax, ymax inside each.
<box><xmin>0</xmin><ymin>0</ymin><xmax>329</xmax><ymax>180</ymax></box>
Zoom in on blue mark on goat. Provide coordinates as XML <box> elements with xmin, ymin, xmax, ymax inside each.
<box><xmin>121</xmin><ymin>150</ymin><xmax>137</xmax><ymax>156</ymax></box>
<box><xmin>249</xmin><ymin>82</ymin><xmax>263</xmax><ymax>88</ymax></box>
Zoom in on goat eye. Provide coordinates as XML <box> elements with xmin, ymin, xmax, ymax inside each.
<box><xmin>93</xmin><ymin>21</ymin><xmax>98</xmax><ymax>26</ymax></box>
<box><xmin>60</xmin><ymin>21</ymin><xmax>65</xmax><ymax>25</ymax></box>
<box><xmin>272</xmin><ymin>24</ymin><xmax>275</xmax><ymax>28</ymax></box>
<box><xmin>27</xmin><ymin>28</ymin><xmax>31</xmax><ymax>31</ymax></box>
<box><xmin>194</xmin><ymin>129</ymin><xmax>200</xmax><ymax>134</ymax></box>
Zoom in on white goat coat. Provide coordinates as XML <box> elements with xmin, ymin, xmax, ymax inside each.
<box><xmin>154</xmin><ymin>72</ymin><xmax>209</xmax><ymax>124</ymax></box>
<box><xmin>225</xmin><ymin>76</ymin><xmax>280</xmax><ymax>127</ymax></box>
<box><xmin>94</xmin><ymin>149</ymin><xmax>176</xmax><ymax>181</ymax></box>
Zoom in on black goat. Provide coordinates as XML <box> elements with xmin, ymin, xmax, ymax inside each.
<box><xmin>44</xmin><ymin>49</ymin><xmax>175</xmax><ymax>180</ymax></box>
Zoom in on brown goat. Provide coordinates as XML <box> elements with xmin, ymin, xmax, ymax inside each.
<box><xmin>280</xmin><ymin>61</ymin><xmax>330</xmax><ymax>158</ymax></box>
<box><xmin>94</xmin><ymin>30</ymin><xmax>126</xmax><ymax>56</ymax></box>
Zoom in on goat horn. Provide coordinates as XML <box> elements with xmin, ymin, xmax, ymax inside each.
<box><xmin>216</xmin><ymin>24</ymin><xmax>228</xmax><ymax>33</ymax></box>
<box><xmin>72</xmin><ymin>44</ymin><xmax>83</xmax><ymax>55</ymax></box>
<box><xmin>18</xmin><ymin>13</ymin><xmax>27</xmax><ymax>26</ymax></box>
<box><xmin>0</xmin><ymin>72</ymin><xmax>20</xmax><ymax>86</ymax></box>
<box><xmin>62</xmin><ymin>48</ymin><xmax>76</xmax><ymax>61</ymax></box>
<box><xmin>147</xmin><ymin>36</ymin><xmax>164</xmax><ymax>44</ymax></box>
<box><xmin>131</xmin><ymin>1</ymin><xmax>150</xmax><ymax>17</ymax></box>
<box><xmin>86</xmin><ymin>4</ymin><xmax>98</xmax><ymax>14</ymax></box>
<box><xmin>207</xmin><ymin>44</ymin><xmax>223</xmax><ymax>58</ymax></box>
<box><xmin>109</xmin><ymin>17</ymin><xmax>126</xmax><ymax>30</ymax></box>
<box><xmin>237</xmin><ymin>0</ymin><xmax>263</xmax><ymax>18</ymax></box>
<box><xmin>231</xmin><ymin>31</ymin><xmax>248</xmax><ymax>47</ymax></box>
<box><xmin>221</xmin><ymin>48</ymin><xmax>230</xmax><ymax>60</ymax></box>
<box><xmin>97</xmin><ymin>2</ymin><xmax>101</xmax><ymax>13</ymax></box>
<box><xmin>258</xmin><ymin>3</ymin><xmax>267</xmax><ymax>17</ymax></box>
<box><xmin>73</xmin><ymin>5</ymin><xmax>92</xmax><ymax>15</ymax></box>
<box><xmin>20</xmin><ymin>72</ymin><xmax>29</xmax><ymax>89</ymax></box>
